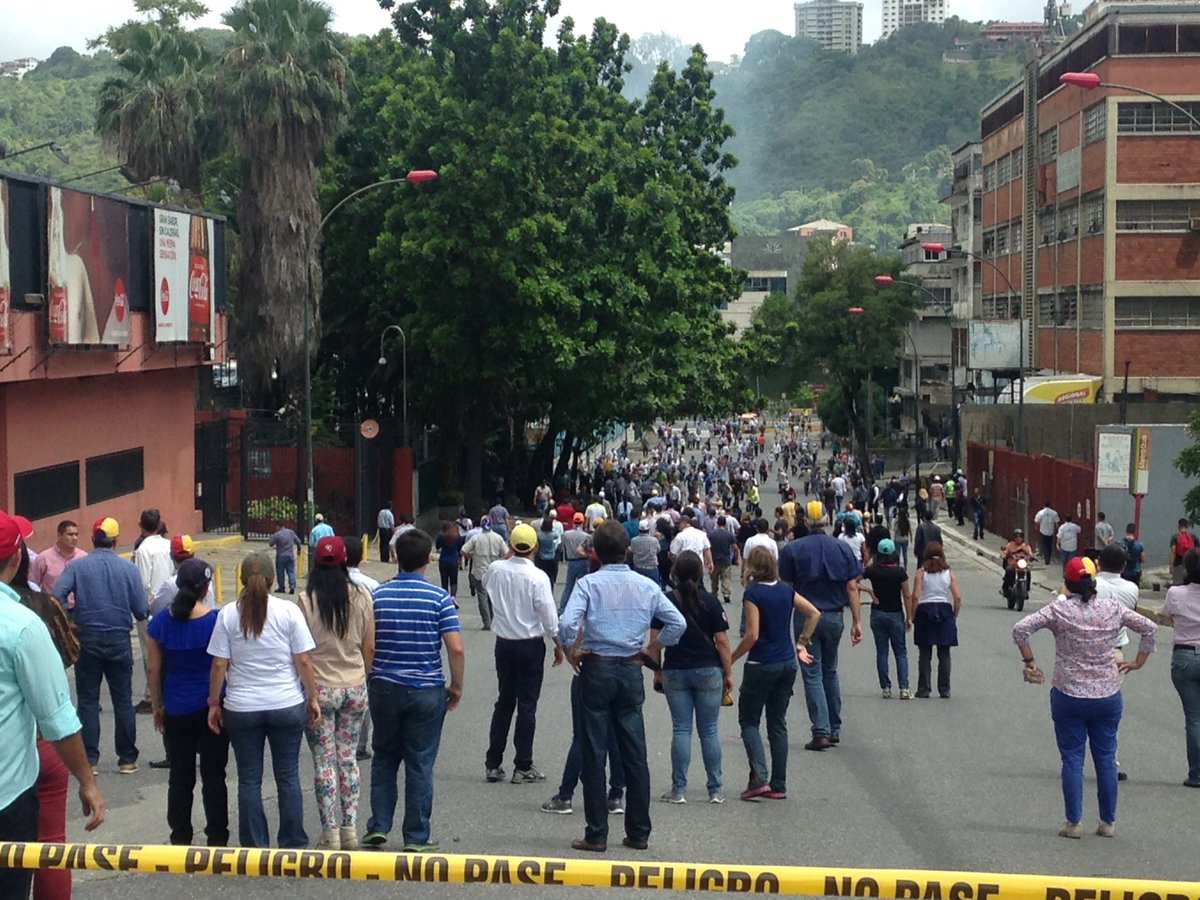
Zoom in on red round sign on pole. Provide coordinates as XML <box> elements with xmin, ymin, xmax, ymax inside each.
<box><xmin>360</xmin><ymin>419</ymin><xmax>380</xmax><ymax>440</ymax></box>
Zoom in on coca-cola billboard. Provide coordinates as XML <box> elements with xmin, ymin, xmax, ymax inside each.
<box><xmin>47</xmin><ymin>187</ymin><xmax>132</xmax><ymax>346</ymax></box>
<box><xmin>153</xmin><ymin>209</ymin><xmax>213</xmax><ymax>343</ymax></box>
<box><xmin>0</xmin><ymin>181</ymin><xmax>10</xmax><ymax>354</ymax></box>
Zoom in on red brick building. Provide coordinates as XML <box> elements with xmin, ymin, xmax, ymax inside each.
<box><xmin>979</xmin><ymin>7</ymin><xmax>1200</xmax><ymax>401</ymax></box>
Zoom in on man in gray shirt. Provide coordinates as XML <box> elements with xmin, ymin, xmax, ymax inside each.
<box><xmin>628</xmin><ymin>520</ymin><xmax>661</xmax><ymax>583</ymax></box>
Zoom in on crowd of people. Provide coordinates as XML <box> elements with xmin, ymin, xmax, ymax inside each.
<box><xmin>2</xmin><ymin>417</ymin><xmax>1200</xmax><ymax>898</ymax></box>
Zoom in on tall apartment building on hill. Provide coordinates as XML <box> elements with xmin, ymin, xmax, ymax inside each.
<box><xmin>795</xmin><ymin>0</ymin><xmax>864</xmax><ymax>53</ymax></box>
<box><xmin>881</xmin><ymin>0</ymin><xmax>947</xmax><ymax>39</ymax></box>
<box><xmin>976</xmin><ymin>3</ymin><xmax>1200</xmax><ymax>402</ymax></box>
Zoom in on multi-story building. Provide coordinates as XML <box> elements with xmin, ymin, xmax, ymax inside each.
<box><xmin>719</xmin><ymin>232</ymin><xmax>811</xmax><ymax>334</ymax></box>
<box><xmin>788</xmin><ymin>218</ymin><xmax>855</xmax><ymax>241</ymax></box>
<box><xmin>985</xmin><ymin>22</ymin><xmax>1048</xmax><ymax>42</ymax></box>
<box><xmin>881</xmin><ymin>0</ymin><xmax>947</xmax><ymax>39</ymax></box>
<box><xmin>795</xmin><ymin>0</ymin><xmax>864</xmax><ymax>53</ymax></box>
<box><xmin>0</xmin><ymin>58</ymin><xmax>40</xmax><ymax>79</ymax></box>
<box><xmin>896</xmin><ymin>224</ymin><xmax>954</xmax><ymax>429</ymax></box>
<box><xmin>940</xmin><ymin>143</ymin><xmax>982</xmax><ymax>390</ymax></box>
<box><xmin>978</xmin><ymin>3</ymin><xmax>1200</xmax><ymax>403</ymax></box>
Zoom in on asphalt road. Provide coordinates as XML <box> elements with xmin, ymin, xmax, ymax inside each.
<box><xmin>57</xmin><ymin>505</ymin><xmax>1200</xmax><ymax>898</ymax></box>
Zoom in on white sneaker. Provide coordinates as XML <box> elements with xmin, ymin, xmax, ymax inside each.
<box><xmin>339</xmin><ymin>826</ymin><xmax>359</xmax><ymax>850</ymax></box>
<box><xmin>315</xmin><ymin>829</ymin><xmax>341</xmax><ymax>850</ymax></box>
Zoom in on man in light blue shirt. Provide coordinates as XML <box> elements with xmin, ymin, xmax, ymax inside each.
<box><xmin>559</xmin><ymin>522</ymin><xmax>685</xmax><ymax>854</ymax></box>
<box><xmin>310</xmin><ymin>513</ymin><xmax>334</xmax><ymax>548</ymax></box>
<box><xmin>0</xmin><ymin>513</ymin><xmax>106</xmax><ymax>898</ymax></box>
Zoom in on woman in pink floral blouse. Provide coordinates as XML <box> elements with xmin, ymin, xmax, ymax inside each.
<box><xmin>1012</xmin><ymin>555</ymin><xmax>1156</xmax><ymax>840</ymax></box>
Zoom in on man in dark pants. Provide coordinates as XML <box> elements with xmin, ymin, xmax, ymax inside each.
<box><xmin>779</xmin><ymin>501</ymin><xmax>863</xmax><ymax>751</ymax></box>
<box><xmin>482</xmin><ymin>523</ymin><xmax>564</xmax><ymax>784</ymax></box>
<box><xmin>559</xmin><ymin>522</ymin><xmax>685</xmax><ymax>853</ymax></box>
<box><xmin>0</xmin><ymin>511</ymin><xmax>106</xmax><ymax>897</ymax></box>
<box><xmin>376</xmin><ymin>502</ymin><xmax>395</xmax><ymax>563</ymax></box>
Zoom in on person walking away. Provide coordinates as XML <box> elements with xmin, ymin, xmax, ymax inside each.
<box><xmin>862</xmin><ymin>539</ymin><xmax>912</xmax><ymax>699</ymax></box>
<box><xmin>1035</xmin><ymin>502</ymin><xmax>1061</xmax><ymax>566</ymax></box>
<box><xmin>1160</xmin><ymin>548</ymin><xmax>1200</xmax><ymax>788</ymax></box>
<box><xmin>345</xmin><ymin>540</ymin><xmax>380</xmax><ymax>762</ymax></box>
<box><xmin>838</xmin><ymin>519</ymin><xmax>866</xmax><ymax>565</ymax></box>
<box><xmin>908</xmin><ymin>543</ymin><xmax>962</xmax><ymax>699</ymax></box>
<box><xmin>1013</xmin><ymin>556</ymin><xmax>1156</xmax><ymax>838</ymax></box>
<box><xmin>146</xmin><ymin>558</ymin><xmax>229</xmax><ymax>847</ymax></box>
<box><xmin>483</xmin><ymin>523</ymin><xmax>563</xmax><ymax>785</ymax></box>
<box><xmin>778</xmin><ymin>501</ymin><xmax>863</xmax><ymax>751</ymax></box>
<box><xmin>310</xmin><ymin>514</ymin><xmax>334</xmax><ymax>549</ymax></box>
<box><xmin>894</xmin><ymin>506</ymin><xmax>912</xmax><ymax>569</ymax></box>
<box><xmin>708</xmin><ymin>516</ymin><xmax>738</xmax><ymax>603</ymax></box>
<box><xmin>0</xmin><ymin>512</ymin><xmax>106</xmax><ymax>900</ymax></box>
<box><xmin>53</xmin><ymin>517</ymin><xmax>147</xmax><ymax>774</ymax></box>
<box><xmin>463</xmin><ymin>519</ymin><xmax>508</xmax><ymax>630</ymax></box>
<box><xmin>970</xmin><ymin>488</ymin><xmax>987</xmax><ymax>541</ymax></box>
<box><xmin>151</xmin><ymin>535</ymin><xmax>217</xmax><ymax>616</ymax></box>
<box><xmin>377</xmin><ymin>502</ymin><xmax>395</xmax><ymax>564</ymax></box>
<box><xmin>268</xmin><ymin>521</ymin><xmax>302</xmax><ymax>594</ymax></box>
<box><xmin>927</xmin><ymin>478</ymin><xmax>945</xmax><ymax>521</ymax></box>
<box><xmin>206</xmin><ymin>552</ymin><xmax>320</xmax><ymax>848</ymax></box>
<box><xmin>535</xmin><ymin>511</ymin><xmax>564</xmax><ymax>587</ymax></box>
<box><xmin>1057</xmin><ymin>515</ymin><xmax>1082</xmax><ymax>573</ymax></box>
<box><xmin>629</xmin><ymin>520</ymin><xmax>662</xmax><ymax>584</ymax></box>
<box><xmin>731</xmin><ymin>547</ymin><xmax>819</xmax><ymax>800</ymax></box>
<box><xmin>1094</xmin><ymin>511</ymin><xmax>1115</xmax><ymax>550</ymax></box>
<box><xmin>363</xmin><ymin>529</ymin><xmax>465</xmax><ymax>853</ymax></box>
<box><xmin>1121</xmin><ymin>524</ymin><xmax>1145</xmax><ymax>587</ymax></box>
<box><xmin>435</xmin><ymin>522</ymin><xmax>466</xmax><ymax>601</ymax></box>
<box><xmin>1169</xmin><ymin>519</ymin><xmax>1198</xmax><ymax>586</ymax></box>
<box><xmin>1094</xmin><ymin>543</ymin><xmax>1138</xmax><ymax>781</ymax></box>
<box><xmin>299</xmin><ymin>536</ymin><xmax>375</xmax><ymax>850</ymax></box>
<box><xmin>649</xmin><ymin>551</ymin><xmax>734</xmax><ymax>804</ymax></box>
<box><xmin>133</xmin><ymin>509</ymin><xmax>173</xmax><ymax>715</ymax></box>
<box><xmin>559</xmin><ymin>522</ymin><xmax>686</xmax><ymax>852</ymax></box>
<box><xmin>913</xmin><ymin>510</ymin><xmax>942</xmax><ymax>572</ymax></box>
<box><xmin>954</xmin><ymin>472</ymin><xmax>968</xmax><ymax>526</ymax></box>
<box><xmin>30</xmin><ymin>520</ymin><xmax>86</xmax><ymax>601</ymax></box>
<box><xmin>559</xmin><ymin>515</ymin><xmax>592</xmax><ymax>611</ymax></box>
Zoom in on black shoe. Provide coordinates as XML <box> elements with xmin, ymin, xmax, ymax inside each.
<box><xmin>804</xmin><ymin>736</ymin><xmax>831</xmax><ymax>751</ymax></box>
<box><xmin>827</xmin><ymin>735</ymin><xmax>840</xmax><ymax>745</ymax></box>
<box><xmin>571</xmin><ymin>838</ymin><xmax>607</xmax><ymax>853</ymax></box>
<box><xmin>915</xmin><ymin>690</ymin><xmax>931</xmax><ymax>698</ymax></box>
<box><xmin>149</xmin><ymin>758</ymin><xmax>171</xmax><ymax>769</ymax></box>
<box><xmin>135</xmin><ymin>700</ymin><xmax>153</xmax><ymax>714</ymax></box>
<box><xmin>622</xmin><ymin>837</ymin><xmax>648</xmax><ymax>851</ymax></box>
<box><xmin>1117</xmin><ymin>770</ymin><xmax>1128</xmax><ymax>782</ymax></box>
<box><xmin>356</xmin><ymin>749</ymin><xmax>372</xmax><ymax>761</ymax></box>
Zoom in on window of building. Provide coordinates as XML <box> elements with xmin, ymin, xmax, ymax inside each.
<box><xmin>1115</xmin><ymin>296</ymin><xmax>1200</xmax><ymax>328</ymax></box>
<box><xmin>1181</xmin><ymin>24</ymin><xmax>1200</xmax><ymax>52</ymax></box>
<box><xmin>995</xmin><ymin>224</ymin><xmax>1009</xmax><ymax>255</ymax></box>
<box><xmin>1080</xmin><ymin>286</ymin><xmax>1104</xmax><ymax>329</ymax></box>
<box><xmin>1115</xmin><ymin>200</ymin><xmax>1194</xmax><ymax>231</ymax></box>
<box><xmin>982</xmin><ymin>294</ymin><xmax>1020</xmax><ymax>318</ymax></box>
<box><xmin>1039</xmin><ymin>127</ymin><xmax>1058</xmax><ymax>163</ymax></box>
<box><xmin>1011</xmin><ymin>147</ymin><xmax>1023</xmax><ymax>178</ymax></box>
<box><xmin>1038</xmin><ymin>207</ymin><xmax>1057</xmax><ymax>245</ymax></box>
<box><xmin>1012</xmin><ymin>221</ymin><xmax>1024</xmax><ymax>253</ymax></box>
<box><xmin>1082</xmin><ymin>192</ymin><xmax>1105</xmax><ymax>235</ymax></box>
<box><xmin>743</xmin><ymin>276</ymin><xmax>788</xmax><ymax>293</ymax></box>
<box><xmin>85</xmin><ymin>448</ymin><xmax>146</xmax><ymax>505</ymax></box>
<box><xmin>982</xmin><ymin>230</ymin><xmax>996</xmax><ymax>256</ymax></box>
<box><xmin>1117</xmin><ymin>101</ymin><xmax>1200</xmax><ymax>134</ymax></box>
<box><xmin>1058</xmin><ymin>202</ymin><xmax>1080</xmax><ymax>240</ymax></box>
<box><xmin>983</xmin><ymin>162</ymin><xmax>997</xmax><ymax>191</ymax></box>
<box><xmin>997</xmin><ymin>154</ymin><xmax>1012</xmax><ymax>185</ymax></box>
<box><xmin>14</xmin><ymin>461</ymin><xmax>81</xmax><ymax>522</ymax></box>
<box><xmin>1083</xmin><ymin>102</ymin><xmax>1107</xmax><ymax>144</ymax></box>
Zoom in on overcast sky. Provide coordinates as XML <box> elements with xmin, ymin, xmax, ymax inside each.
<box><xmin>2</xmin><ymin>0</ymin><xmax>1046</xmax><ymax>65</ymax></box>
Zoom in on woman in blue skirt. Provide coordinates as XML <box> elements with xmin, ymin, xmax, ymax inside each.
<box><xmin>907</xmin><ymin>542</ymin><xmax>962</xmax><ymax>698</ymax></box>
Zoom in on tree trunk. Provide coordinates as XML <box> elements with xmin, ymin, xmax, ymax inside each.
<box><xmin>554</xmin><ymin>430</ymin><xmax>575</xmax><ymax>481</ymax></box>
<box><xmin>529</xmin><ymin>412</ymin><xmax>561</xmax><ymax>492</ymax></box>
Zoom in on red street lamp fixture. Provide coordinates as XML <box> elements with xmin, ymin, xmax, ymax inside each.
<box><xmin>405</xmin><ymin>169</ymin><xmax>439</xmax><ymax>184</ymax></box>
<box><xmin>922</xmin><ymin>241</ymin><xmax>947</xmax><ymax>254</ymax></box>
<box><xmin>1060</xmin><ymin>72</ymin><xmax>1101</xmax><ymax>90</ymax></box>
<box><xmin>874</xmin><ymin>275</ymin><xmax>895</xmax><ymax>285</ymax></box>
<box><xmin>1059</xmin><ymin>72</ymin><xmax>1200</xmax><ymax>130</ymax></box>
<box><xmin>847</xmin><ymin>306</ymin><xmax>865</xmax><ymax>315</ymax></box>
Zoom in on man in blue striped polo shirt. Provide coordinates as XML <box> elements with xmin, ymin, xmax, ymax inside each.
<box><xmin>362</xmin><ymin>528</ymin><xmax>465</xmax><ymax>853</ymax></box>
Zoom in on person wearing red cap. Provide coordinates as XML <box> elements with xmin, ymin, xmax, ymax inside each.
<box><xmin>0</xmin><ymin>512</ymin><xmax>106</xmax><ymax>899</ymax></box>
<box><xmin>53</xmin><ymin>516</ymin><xmax>148</xmax><ymax>775</ymax></box>
<box><xmin>1013</xmin><ymin>555</ymin><xmax>1158</xmax><ymax>839</ymax></box>
<box><xmin>30</xmin><ymin>519</ymin><xmax>87</xmax><ymax>601</ymax></box>
<box><xmin>298</xmin><ymin>535</ymin><xmax>375</xmax><ymax>851</ymax></box>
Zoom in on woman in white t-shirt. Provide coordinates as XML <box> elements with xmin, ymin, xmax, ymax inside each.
<box><xmin>207</xmin><ymin>552</ymin><xmax>319</xmax><ymax>849</ymax></box>
<box><xmin>838</xmin><ymin>518</ymin><xmax>867</xmax><ymax>564</ymax></box>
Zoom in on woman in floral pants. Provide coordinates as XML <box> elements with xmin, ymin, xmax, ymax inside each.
<box><xmin>299</xmin><ymin>535</ymin><xmax>376</xmax><ymax>849</ymax></box>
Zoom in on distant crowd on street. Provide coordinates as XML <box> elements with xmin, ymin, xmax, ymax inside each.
<box><xmin>2</xmin><ymin>415</ymin><xmax>1199</xmax><ymax>898</ymax></box>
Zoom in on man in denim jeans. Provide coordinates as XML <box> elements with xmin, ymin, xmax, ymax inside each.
<box><xmin>54</xmin><ymin>516</ymin><xmax>148</xmax><ymax>774</ymax></box>
<box><xmin>363</xmin><ymin>528</ymin><xmax>465</xmax><ymax>853</ymax></box>
<box><xmin>778</xmin><ymin>501</ymin><xmax>863</xmax><ymax>751</ymax></box>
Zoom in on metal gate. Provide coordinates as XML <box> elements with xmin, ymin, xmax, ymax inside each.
<box><xmin>194</xmin><ymin>420</ymin><xmax>233</xmax><ymax>532</ymax></box>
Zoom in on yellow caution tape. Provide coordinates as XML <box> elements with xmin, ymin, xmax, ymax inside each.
<box><xmin>1</xmin><ymin>843</ymin><xmax>1198</xmax><ymax>897</ymax></box>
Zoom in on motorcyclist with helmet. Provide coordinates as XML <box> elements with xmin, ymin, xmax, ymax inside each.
<box><xmin>1001</xmin><ymin>528</ymin><xmax>1035</xmax><ymax>605</ymax></box>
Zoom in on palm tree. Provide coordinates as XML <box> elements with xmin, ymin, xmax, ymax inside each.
<box><xmin>95</xmin><ymin>22</ymin><xmax>214</xmax><ymax>195</ymax></box>
<box><xmin>220</xmin><ymin>0</ymin><xmax>349</xmax><ymax>396</ymax></box>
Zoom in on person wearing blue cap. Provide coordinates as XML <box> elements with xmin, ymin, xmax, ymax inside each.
<box><xmin>862</xmin><ymin>538</ymin><xmax>912</xmax><ymax>700</ymax></box>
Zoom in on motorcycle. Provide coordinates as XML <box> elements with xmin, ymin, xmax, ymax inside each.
<box><xmin>1002</xmin><ymin>552</ymin><xmax>1033</xmax><ymax>611</ymax></box>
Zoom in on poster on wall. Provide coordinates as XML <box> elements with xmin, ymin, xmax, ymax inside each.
<box><xmin>0</xmin><ymin>181</ymin><xmax>10</xmax><ymax>354</ymax></box>
<box><xmin>47</xmin><ymin>186</ymin><xmax>132</xmax><ymax>346</ymax></box>
<box><xmin>1095</xmin><ymin>431</ymin><xmax>1131</xmax><ymax>491</ymax></box>
<box><xmin>153</xmin><ymin>209</ymin><xmax>214</xmax><ymax>344</ymax></box>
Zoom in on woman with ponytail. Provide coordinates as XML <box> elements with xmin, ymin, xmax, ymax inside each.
<box><xmin>1014</xmin><ymin>555</ymin><xmax>1157</xmax><ymax>839</ymax></box>
<box><xmin>647</xmin><ymin>550</ymin><xmax>734</xmax><ymax>804</ymax></box>
<box><xmin>207</xmin><ymin>552</ymin><xmax>319</xmax><ymax>848</ymax></box>
<box><xmin>298</xmin><ymin>535</ymin><xmax>374</xmax><ymax>851</ymax></box>
<box><xmin>908</xmin><ymin>542</ymin><xmax>963</xmax><ymax>699</ymax></box>
<box><xmin>146</xmin><ymin>557</ymin><xmax>228</xmax><ymax>846</ymax></box>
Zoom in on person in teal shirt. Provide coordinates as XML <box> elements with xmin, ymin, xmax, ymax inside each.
<box><xmin>310</xmin><ymin>513</ymin><xmax>334</xmax><ymax>548</ymax></box>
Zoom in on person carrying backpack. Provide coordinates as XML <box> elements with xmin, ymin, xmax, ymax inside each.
<box><xmin>1121</xmin><ymin>524</ymin><xmax>1145</xmax><ymax>587</ymax></box>
<box><xmin>1169</xmin><ymin>519</ymin><xmax>1198</xmax><ymax>586</ymax></box>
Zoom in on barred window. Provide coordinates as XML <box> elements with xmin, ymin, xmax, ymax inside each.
<box><xmin>1115</xmin><ymin>200</ymin><xmax>1194</xmax><ymax>231</ymax></box>
<box><xmin>1011</xmin><ymin>147</ymin><xmax>1023</xmax><ymax>176</ymax></box>
<box><xmin>982</xmin><ymin>294</ymin><xmax>1021</xmax><ymax>318</ymax></box>
<box><xmin>983</xmin><ymin>162</ymin><xmax>997</xmax><ymax>191</ymax></box>
<box><xmin>1080</xmin><ymin>286</ymin><xmax>1104</xmax><ymax>329</ymax></box>
<box><xmin>1039</xmin><ymin>127</ymin><xmax>1058</xmax><ymax>163</ymax></box>
<box><xmin>997</xmin><ymin>154</ymin><xmax>1012</xmax><ymax>186</ymax></box>
<box><xmin>1116</xmin><ymin>296</ymin><xmax>1200</xmax><ymax>328</ymax></box>
<box><xmin>1038</xmin><ymin>207</ymin><xmax>1057</xmax><ymax>245</ymax></box>
<box><xmin>1117</xmin><ymin>101</ymin><xmax>1200</xmax><ymax>134</ymax></box>
<box><xmin>995</xmin><ymin>224</ymin><xmax>1009</xmax><ymax>255</ymax></box>
<box><xmin>1082</xmin><ymin>193</ymin><xmax>1105</xmax><ymax>235</ymax></box>
<box><xmin>1058</xmin><ymin>202</ymin><xmax>1080</xmax><ymax>241</ymax></box>
<box><xmin>1083</xmin><ymin>102</ymin><xmax>1107</xmax><ymax>144</ymax></box>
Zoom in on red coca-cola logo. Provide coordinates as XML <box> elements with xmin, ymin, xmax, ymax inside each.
<box><xmin>160</xmin><ymin>277</ymin><xmax>170</xmax><ymax>315</ymax></box>
<box><xmin>113</xmin><ymin>279</ymin><xmax>127</xmax><ymax>323</ymax></box>
<box><xmin>48</xmin><ymin>286</ymin><xmax>68</xmax><ymax>343</ymax></box>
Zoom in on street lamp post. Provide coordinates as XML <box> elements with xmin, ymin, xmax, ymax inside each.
<box><xmin>875</xmin><ymin>274</ymin><xmax>959</xmax><ymax>473</ymax></box>
<box><xmin>378</xmin><ymin>325</ymin><xmax>409</xmax><ymax>449</ymax></box>
<box><xmin>921</xmin><ymin>242</ymin><xmax>1026</xmax><ymax>453</ymax></box>
<box><xmin>1060</xmin><ymin>72</ymin><xmax>1200</xmax><ymax>130</ymax></box>
<box><xmin>0</xmin><ymin>141</ymin><xmax>70</xmax><ymax>165</ymax></box>
<box><xmin>301</xmin><ymin>169</ymin><xmax>438</xmax><ymax>538</ymax></box>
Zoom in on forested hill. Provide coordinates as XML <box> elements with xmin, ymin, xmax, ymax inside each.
<box><xmin>713</xmin><ymin>21</ymin><xmax>1025</xmax><ymax>248</ymax></box>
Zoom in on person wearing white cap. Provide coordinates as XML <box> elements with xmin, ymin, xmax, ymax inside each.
<box><xmin>628</xmin><ymin>520</ymin><xmax>662</xmax><ymax>584</ymax></box>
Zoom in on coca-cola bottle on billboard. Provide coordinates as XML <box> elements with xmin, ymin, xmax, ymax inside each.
<box><xmin>187</xmin><ymin>215</ymin><xmax>211</xmax><ymax>343</ymax></box>
<box><xmin>48</xmin><ymin>188</ymin><xmax>69</xmax><ymax>343</ymax></box>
